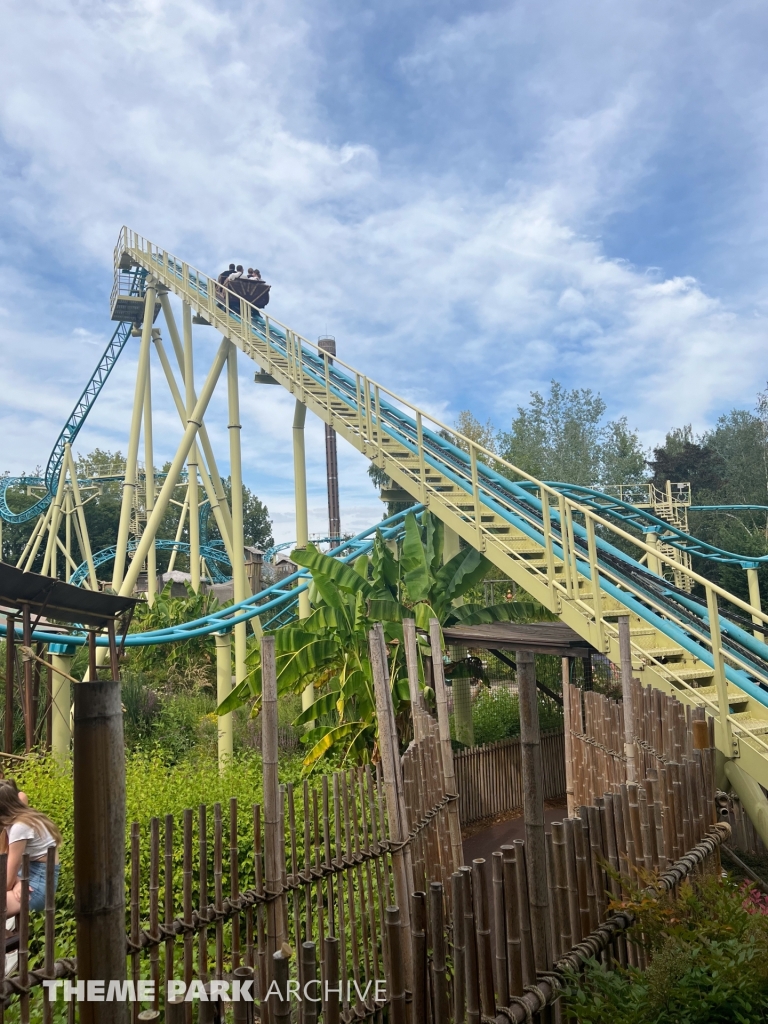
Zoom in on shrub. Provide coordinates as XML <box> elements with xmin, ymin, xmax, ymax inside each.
<box><xmin>561</xmin><ymin>875</ymin><xmax>768</xmax><ymax>1023</ymax></box>
<box><xmin>470</xmin><ymin>687</ymin><xmax>563</xmax><ymax>745</ymax></box>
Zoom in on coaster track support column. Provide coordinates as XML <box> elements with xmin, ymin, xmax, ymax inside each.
<box><xmin>227</xmin><ymin>342</ymin><xmax>248</xmax><ymax>686</ymax></box>
<box><xmin>183</xmin><ymin>302</ymin><xmax>201</xmax><ymax>593</ymax></box>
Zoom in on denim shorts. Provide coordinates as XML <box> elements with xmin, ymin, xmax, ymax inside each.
<box><xmin>23</xmin><ymin>860</ymin><xmax>60</xmax><ymax>912</ymax></box>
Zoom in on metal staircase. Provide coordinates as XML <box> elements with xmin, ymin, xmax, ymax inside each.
<box><xmin>115</xmin><ymin>228</ymin><xmax>768</xmax><ymax>788</ymax></box>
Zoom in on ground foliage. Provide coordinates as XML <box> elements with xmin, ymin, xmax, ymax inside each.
<box><xmin>125</xmin><ymin>582</ymin><xmax>221</xmax><ymax>689</ymax></box>
<box><xmin>5</xmin><ymin>748</ymin><xmax>306</xmax><ymax>1016</ymax></box>
<box><xmin>561</xmin><ymin>875</ymin><xmax>768</xmax><ymax>1024</ymax></box>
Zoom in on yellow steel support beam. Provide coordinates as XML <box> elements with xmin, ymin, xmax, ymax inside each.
<box><xmin>227</xmin><ymin>342</ymin><xmax>248</xmax><ymax>687</ymax></box>
<box><xmin>112</xmin><ymin>283</ymin><xmax>156</xmax><ymax>591</ymax></box>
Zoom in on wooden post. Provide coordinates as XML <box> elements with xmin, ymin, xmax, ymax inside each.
<box><xmin>369</xmin><ymin>624</ymin><xmax>413</xmax><ymax>987</ymax></box>
<box><xmin>410</xmin><ymin>892</ymin><xmax>428</xmax><ymax>1024</ymax></box>
<box><xmin>561</xmin><ymin>657</ymin><xmax>575</xmax><ymax>817</ymax></box>
<box><xmin>21</xmin><ymin>604</ymin><xmax>33</xmax><ymax>752</ymax></box>
<box><xmin>403</xmin><ymin>618</ymin><xmax>426</xmax><ymax>742</ymax></box>
<box><xmin>452</xmin><ymin>870</ymin><xmax>466</xmax><ymax>1023</ymax></box>
<box><xmin>272</xmin><ymin>951</ymin><xmax>291</xmax><ymax>1024</ymax></box>
<box><xmin>430</xmin><ymin>619</ymin><xmax>465</xmax><ymax>873</ymax></box>
<box><xmin>517</xmin><ymin>649</ymin><xmax>552</xmax><ymax>973</ymax></box>
<box><xmin>4</xmin><ymin>614</ymin><xmax>14</xmax><ymax>753</ymax></box>
<box><xmin>430</xmin><ymin>881</ymin><xmax>449</xmax><ymax>1023</ymax></box>
<box><xmin>261</xmin><ymin>636</ymin><xmax>286</xmax><ymax>953</ymax></box>
<box><xmin>324</xmin><ymin>935</ymin><xmax>340</xmax><ymax>1024</ymax></box>
<box><xmin>618</xmin><ymin>616</ymin><xmax>637</xmax><ymax>784</ymax></box>
<box><xmin>73</xmin><ymin>665</ymin><xmax>129</xmax><ymax>1023</ymax></box>
<box><xmin>386</xmin><ymin>907</ymin><xmax>407</xmax><ymax>1024</ymax></box>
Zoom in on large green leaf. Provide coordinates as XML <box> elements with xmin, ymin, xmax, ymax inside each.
<box><xmin>310</xmin><ymin>573</ymin><xmax>345</xmax><ymax>610</ymax></box>
<box><xmin>401</xmin><ymin>512</ymin><xmax>432</xmax><ymax>602</ymax></box>
<box><xmin>293</xmin><ymin>685</ymin><xmax>341</xmax><ymax>727</ymax></box>
<box><xmin>303</xmin><ymin>723</ymin><xmax>360</xmax><ymax>767</ymax></box>
<box><xmin>302</xmin><ymin>606</ymin><xmax>339</xmax><ymax>632</ymax></box>
<box><xmin>367</xmin><ymin>598</ymin><xmax>403</xmax><ymax>622</ymax></box>
<box><xmin>434</xmin><ymin>547</ymin><xmax>491</xmax><ymax>603</ymax></box>
<box><xmin>413</xmin><ymin>601</ymin><xmax>440</xmax><ymax>632</ymax></box>
<box><xmin>353</xmin><ymin>554</ymin><xmax>370</xmax><ymax>580</ymax></box>
<box><xmin>216</xmin><ymin>676</ymin><xmax>253</xmax><ymax>715</ymax></box>
<box><xmin>424</xmin><ymin>513</ymin><xmax>444</xmax><ymax>574</ymax></box>
<box><xmin>276</xmin><ymin>638</ymin><xmax>341</xmax><ymax>688</ymax></box>
<box><xmin>371</xmin><ymin>531</ymin><xmax>400</xmax><ymax>592</ymax></box>
<box><xmin>393</xmin><ymin>677</ymin><xmax>411</xmax><ymax>703</ymax></box>
<box><xmin>448</xmin><ymin>601</ymin><xmax>545</xmax><ymax>626</ymax></box>
<box><xmin>291</xmin><ymin>543</ymin><xmax>373</xmax><ymax>596</ymax></box>
<box><xmin>274</xmin><ymin>628</ymin><xmax>316</xmax><ymax>653</ymax></box>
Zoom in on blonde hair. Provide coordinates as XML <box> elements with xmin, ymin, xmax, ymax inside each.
<box><xmin>0</xmin><ymin>786</ymin><xmax>61</xmax><ymax>846</ymax></box>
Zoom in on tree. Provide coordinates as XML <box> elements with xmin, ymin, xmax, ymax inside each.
<box><xmin>493</xmin><ymin>380</ymin><xmax>647</xmax><ymax>487</ymax></box>
<box><xmin>649</xmin><ymin>427</ymin><xmax>724</xmax><ymax>495</ymax></box>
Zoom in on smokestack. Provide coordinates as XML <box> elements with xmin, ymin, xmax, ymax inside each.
<box><xmin>317</xmin><ymin>336</ymin><xmax>341</xmax><ymax>541</ymax></box>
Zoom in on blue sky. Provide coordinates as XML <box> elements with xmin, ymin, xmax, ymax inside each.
<box><xmin>1</xmin><ymin>0</ymin><xmax>767</xmax><ymax>544</ymax></box>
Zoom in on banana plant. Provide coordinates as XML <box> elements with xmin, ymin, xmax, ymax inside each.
<box><xmin>218</xmin><ymin>511</ymin><xmax>546</xmax><ymax>768</ymax></box>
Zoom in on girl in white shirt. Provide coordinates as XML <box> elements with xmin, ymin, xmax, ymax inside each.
<box><xmin>0</xmin><ymin>786</ymin><xmax>61</xmax><ymax>914</ymax></box>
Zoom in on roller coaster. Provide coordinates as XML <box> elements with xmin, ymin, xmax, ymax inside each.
<box><xmin>4</xmin><ymin>227</ymin><xmax>768</xmax><ymax>811</ymax></box>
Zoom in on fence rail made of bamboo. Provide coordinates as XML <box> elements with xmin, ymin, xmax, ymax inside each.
<box><xmin>0</xmin><ymin>625</ymin><xmax>737</xmax><ymax>1024</ymax></box>
<box><xmin>454</xmin><ymin>731</ymin><xmax>566</xmax><ymax>826</ymax></box>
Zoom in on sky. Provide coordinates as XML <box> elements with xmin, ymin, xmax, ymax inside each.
<box><xmin>1</xmin><ymin>0</ymin><xmax>767</xmax><ymax>544</ymax></box>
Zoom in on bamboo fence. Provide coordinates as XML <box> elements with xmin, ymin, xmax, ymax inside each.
<box><xmin>0</xmin><ymin>629</ymin><xmax>736</xmax><ymax>1023</ymax></box>
<box><xmin>454</xmin><ymin>731</ymin><xmax>566</xmax><ymax>826</ymax></box>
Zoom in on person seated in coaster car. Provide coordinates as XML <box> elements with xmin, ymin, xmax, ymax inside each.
<box><xmin>215</xmin><ymin>265</ymin><xmax>270</xmax><ymax>316</ymax></box>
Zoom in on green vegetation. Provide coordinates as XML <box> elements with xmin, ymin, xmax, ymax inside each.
<box><xmin>562</xmin><ymin>875</ymin><xmax>768</xmax><ymax>1024</ymax></box>
<box><xmin>436</xmin><ymin>379</ymin><xmax>768</xmax><ymax>607</ymax></box>
<box><xmin>7</xmin><ymin>749</ymin><xmax>305</xmax><ymax>999</ymax></box>
<box><xmin>467</xmin><ymin>686</ymin><xmax>562</xmax><ymax>745</ymax></box>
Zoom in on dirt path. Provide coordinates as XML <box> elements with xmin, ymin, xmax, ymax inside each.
<box><xmin>462</xmin><ymin>798</ymin><xmax>568</xmax><ymax>864</ymax></box>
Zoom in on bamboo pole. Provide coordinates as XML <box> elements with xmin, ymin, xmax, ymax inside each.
<box><xmin>368</xmin><ymin>624</ymin><xmax>413</xmax><ymax>986</ymax></box>
<box><xmin>472</xmin><ymin>859</ymin><xmax>495</xmax><ymax>1019</ymax></box>
<box><xmin>618</xmin><ymin>616</ymin><xmax>637</xmax><ymax>784</ymax></box>
<box><xmin>386</xmin><ymin>907</ymin><xmax>407</xmax><ymax>1024</ymax></box>
<box><xmin>431</xmin><ymin>619</ymin><xmax>465</xmax><ymax>873</ymax></box>
<box><xmin>452</xmin><ymin>870</ymin><xmax>466</xmax><ymax>1023</ymax></box>
<box><xmin>516</xmin><ymin>649</ymin><xmax>552</xmax><ymax>973</ymax></box>
<box><xmin>261</xmin><ymin>636</ymin><xmax>286</xmax><ymax>954</ymax></box>
<box><xmin>562</xmin><ymin>660</ymin><xmax>575</xmax><ymax>817</ymax></box>
<box><xmin>73</xmin><ymin>673</ymin><xmax>129</xmax><ymax>1024</ymax></box>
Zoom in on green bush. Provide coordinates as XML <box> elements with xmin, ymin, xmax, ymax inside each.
<box><xmin>470</xmin><ymin>687</ymin><xmax>563</xmax><ymax>745</ymax></box>
<box><xmin>561</xmin><ymin>875</ymin><xmax>768</xmax><ymax>1023</ymax></box>
<box><xmin>7</xmin><ymin>748</ymin><xmax>308</xmax><ymax>973</ymax></box>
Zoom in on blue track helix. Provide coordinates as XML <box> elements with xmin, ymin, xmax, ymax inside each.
<box><xmin>0</xmin><ymin>269</ymin><xmax>144</xmax><ymax>526</ymax></box>
<box><xmin>68</xmin><ymin>538</ymin><xmax>234</xmax><ymax>588</ymax></box>
<box><xmin>0</xmin><ymin>507</ymin><xmax>422</xmax><ymax>647</ymax></box>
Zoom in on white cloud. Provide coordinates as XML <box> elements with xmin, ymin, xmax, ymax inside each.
<box><xmin>1</xmin><ymin>0</ymin><xmax>768</xmax><ymax>547</ymax></box>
